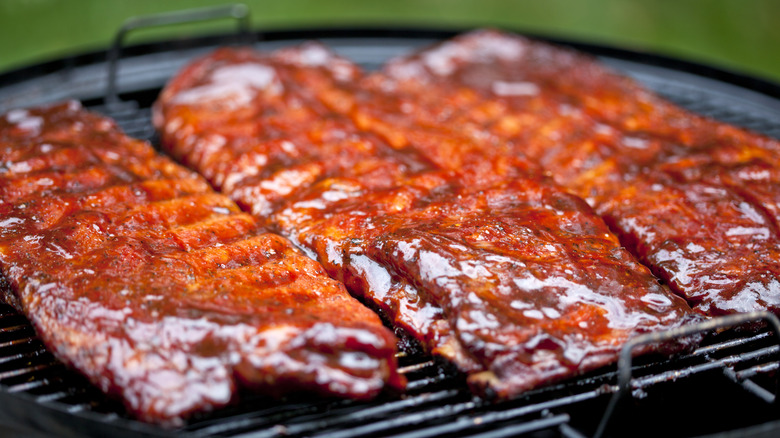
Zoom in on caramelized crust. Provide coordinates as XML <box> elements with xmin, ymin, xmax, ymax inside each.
<box><xmin>155</xmin><ymin>44</ymin><xmax>700</xmax><ymax>399</ymax></box>
<box><xmin>378</xmin><ymin>29</ymin><xmax>780</xmax><ymax>316</ymax></box>
<box><xmin>0</xmin><ymin>102</ymin><xmax>403</xmax><ymax>425</ymax></box>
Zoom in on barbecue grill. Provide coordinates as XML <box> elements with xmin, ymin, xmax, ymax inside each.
<box><xmin>1</xmin><ymin>6</ymin><xmax>780</xmax><ymax>437</ymax></box>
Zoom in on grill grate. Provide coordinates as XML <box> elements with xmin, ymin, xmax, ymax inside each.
<box><xmin>2</xmin><ymin>301</ymin><xmax>780</xmax><ymax>438</ymax></box>
<box><xmin>1</xmin><ymin>28</ymin><xmax>780</xmax><ymax>438</ymax></box>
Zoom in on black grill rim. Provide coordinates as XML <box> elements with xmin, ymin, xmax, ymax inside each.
<box><xmin>0</xmin><ymin>26</ymin><xmax>780</xmax><ymax>438</ymax></box>
<box><xmin>1</xmin><ymin>26</ymin><xmax>779</xmax><ymax>98</ymax></box>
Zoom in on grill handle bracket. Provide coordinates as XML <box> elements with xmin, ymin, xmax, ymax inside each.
<box><xmin>593</xmin><ymin>311</ymin><xmax>780</xmax><ymax>438</ymax></box>
<box><xmin>105</xmin><ymin>3</ymin><xmax>253</xmax><ymax>110</ymax></box>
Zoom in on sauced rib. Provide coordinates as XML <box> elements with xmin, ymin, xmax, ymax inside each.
<box><xmin>154</xmin><ymin>44</ymin><xmax>700</xmax><ymax>399</ymax></box>
<box><xmin>0</xmin><ymin>102</ymin><xmax>403</xmax><ymax>426</ymax></box>
<box><xmin>155</xmin><ymin>46</ymin><xmax>484</xmax><ymax>373</ymax></box>
<box><xmin>378</xmin><ymin>29</ymin><xmax>780</xmax><ymax>316</ymax></box>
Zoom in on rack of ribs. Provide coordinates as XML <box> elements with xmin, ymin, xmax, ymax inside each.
<box><xmin>154</xmin><ymin>43</ymin><xmax>701</xmax><ymax>400</ymax></box>
<box><xmin>377</xmin><ymin>29</ymin><xmax>780</xmax><ymax>317</ymax></box>
<box><xmin>0</xmin><ymin>101</ymin><xmax>403</xmax><ymax>426</ymax></box>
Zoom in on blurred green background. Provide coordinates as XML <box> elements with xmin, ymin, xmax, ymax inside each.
<box><xmin>0</xmin><ymin>0</ymin><xmax>779</xmax><ymax>83</ymax></box>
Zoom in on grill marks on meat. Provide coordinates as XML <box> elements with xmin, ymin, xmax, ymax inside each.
<box><xmin>154</xmin><ymin>45</ymin><xmax>700</xmax><ymax>399</ymax></box>
<box><xmin>377</xmin><ymin>29</ymin><xmax>780</xmax><ymax>316</ymax></box>
<box><xmin>156</xmin><ymin>46</ymin><xmax>485</xmax><ymax>373</ymax></box>
<box><xmin>0</xmin><ymin>102</ymin><xmax>403</xmax><ymax>426</ymax></box>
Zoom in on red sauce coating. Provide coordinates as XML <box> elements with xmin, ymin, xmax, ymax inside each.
<box><xmin>0</xmin><ymin>102</ymin><xmax>403</xmax><ymax>426</ymax></box>
<box><xmin>379</xmin><ymin>29</ymin><xmax>780</xmax><ymax>316</ymax></box>
<box><xmin>154</xmin><ymin>43</ymin><xmax>701</xmax><ymax>399</ymax></box>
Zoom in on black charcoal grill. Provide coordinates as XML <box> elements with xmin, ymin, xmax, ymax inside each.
<box><xmin>2</xmin><ymin>6</ymin><xmax>780</xmax><ymax>438</ymax></box>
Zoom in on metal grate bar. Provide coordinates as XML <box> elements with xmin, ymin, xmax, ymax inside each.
<box><xmin>35</xmin><ymin>391</ymin><xmax>72</xmax><ymax>404</ymax></box>
<box><xmin>0</xmin><ymin>362</ymin><xmax>57</xmax><ymax>381</ymax></box>
<box><xmin>315</xmin><ymin>392</ymin><xmax>597</xmax><ymax>438</ymax></box>
<box><xmin>630</xmin><ymin>345</ymin><xmax>779</xmax><ymax>389</ymax></box>
<box><xmin>0</xmin><ymin>324</ymin><xmax>29</xmax><ymax>334</ymax></box>
<box><xmin>559</xmin><ymin>423</ymin><xmax>589</xmax><ymax>438</ymax></box>
<box><xmin>382</xmin><ymin>412</ymin><xmax>568</xmax><ymax>438</ymax></box>
<box><xmin>723</xmin><ymin>367</ymin><xmax>777</xmax><ymax>404</ymax></box>
<box><xmin>208</xmin><ymin>389</ymin><xmax>465</xmax><ymax>437</ymax></box>
<box><xmin>718</xmin><ymin>345</ymin><xmax>779</xmax><ymax>369</ymax></box>
<box><xmin>735</xmin><ymin>361</ymin><xmax>780</xmax><ymax>380</ymax></box>
<box><xmin>230</xmin><ymin>390</ymin><xmax>466</xmax><ymax>438</ymax></box>
<box><xmin>67</xmin><ymin>404</ymin><xmax>89</xmax><ymax>414</ymax></box>
<box><xmin>184</xmin><ymin>401</ymin><xmax>325</xmax><ymax>433</ymax></box>
<box><xmin>6</xmin><ymin>379</ymin><xmax>50</xmax><ymax>393</ymax></box>
<box><xmin>693</xmin><ymin>331</ymin><xmax>773</xmax><ymax>356</ymax></box>
<box><xmin>740</xmin><ymin>379</ymin><xmax>776</xmax><ymax>404</ymax></box>
<box><xmin>0</xmin><ymin>337</ymin><xmax>37</xmax><ymax>349</ymax></box>
<box><xmin>0</xmin><ymin>311</ymin><xmax>25</xmax><ymax>322</ymax></box>
<box><xmin>397</xmin><ymin>360</ymin><xmax>436</xmax><ymax>374</ymax></box>
<box><xmin>405</xmin><ymin>373</ymin><xmax>456</xmax><ymax>392</ymax></box>
<box><xmin>456</xmin><ymin>392</ymin><xmax>599</xmax><ymax>429</ymax></box>
<box><xmin>297</xmin><ymin>399</ymin><xmax>482</xmax><ymax>438</ymax></box>
<box><xmin>461</xmin><ymin>414</ymin><xmax>571</xmax><ymax>438</ymax></box>
<box><xmin>0</xmin><ymin>348</ymin><xmax>48</xmax><ymax>365</ymax></box>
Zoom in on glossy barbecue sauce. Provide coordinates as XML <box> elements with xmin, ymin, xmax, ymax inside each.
<box><xmin>378</xmin><ymin>29</ymin><xmax>780</xmax><ymax>317</ymax></box>
<box><xmin>154</xmin><ymin>43</ymin><xmax>702</xmax><ymax>400</ymax></box>
<box><xmin>0</xmin><ymin>102</ymin><xmax>403</xmax><ymax>426</ymax></box>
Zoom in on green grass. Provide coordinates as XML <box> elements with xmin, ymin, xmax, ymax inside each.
<box><xmin>0</xmin><ymin>0</ymin><xmax>779</xmax><ymax>82</ymax></box>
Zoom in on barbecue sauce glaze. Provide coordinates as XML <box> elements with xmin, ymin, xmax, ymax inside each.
<box><xmin>154</xmin><ymin>42</ymin><xmax>701</xmax><ymax>399</ymax></box>
<box><xmin>0</xmin><ymin>102</ymin><xmax>403</xmax><ymax>426</ymax></box>
<box><xmin>379</xmin><ymin>29</ymin><xmax>780</xmax><ymax>317</ymax></box>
